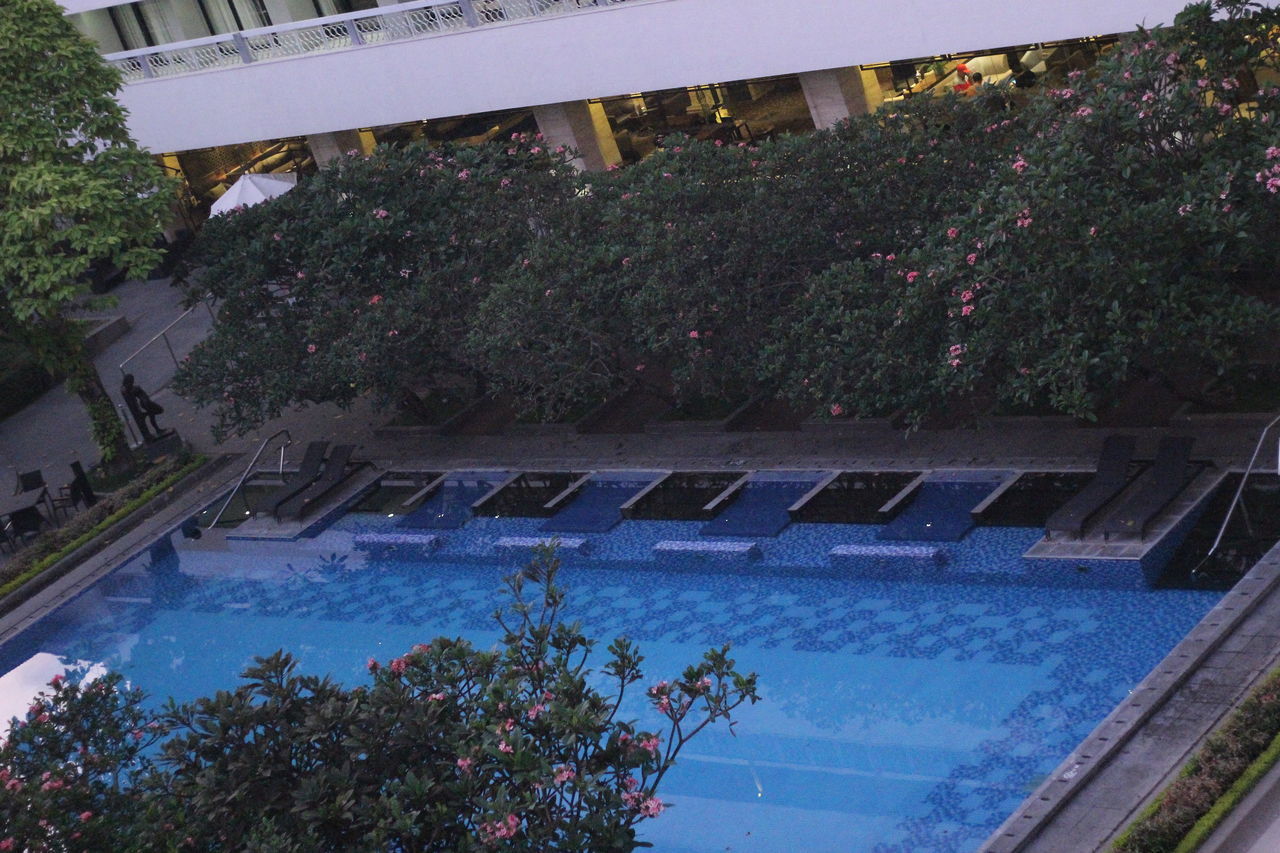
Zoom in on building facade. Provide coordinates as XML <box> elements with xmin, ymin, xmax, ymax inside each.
<box><xmin>61</xmin><ymin>0</ymin><xmax>1192</xmax><ymax>209</ymax></box>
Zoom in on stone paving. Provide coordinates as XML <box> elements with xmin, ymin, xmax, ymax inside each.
<box><xmin>2</xmin><ymin>275</ymin><xmax>1279</xmax><ymax>852</ymax></box>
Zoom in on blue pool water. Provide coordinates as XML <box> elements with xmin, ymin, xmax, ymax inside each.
<box><xmin>0</xmin><ymin>510</ymin><xmax>1221</xmax><ymax>852</ymax></box>
<box><xmin>880</xmin><ymin>478</ymin><xmax>1003</xmax><ymax>543</ymax></box>
<box><xmin>542</xmin><ymin>472</ymin><xmax>665</xmax><ymax>533</ymax></box>
<box><xmin>701</xmin><ymin>474</ymin><xmax>828</xmax><ymax>537</ymax></box>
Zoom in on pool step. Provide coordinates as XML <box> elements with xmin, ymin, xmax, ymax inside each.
<box><xmin>829</xmin><ymin>543</ymin><xmax>948</xmax><ymax>571</ymax></box>
<box><xmin>493</xmin><ymin>536</ymin><xmax>591</xmax><ymax>556</ymax></box>
<box><xmin>354</xmin><ymin>532</ymin><xmax>442</xmax><ymax>556</ymax></box>
<box><xmin>654</xmin><ymin>540</ymin><xmax>763</xmax><ymax>560</ymax></box>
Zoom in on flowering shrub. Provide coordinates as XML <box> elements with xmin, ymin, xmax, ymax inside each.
<box><xmin>177</xmin><ymin>1</ymin><xmax>1280</xmax><ymax>433</ymax></box>
<box><xmin>0</xmin><ymin>548</ymin><xmax>757</xmax><ymax>850</ymax></box>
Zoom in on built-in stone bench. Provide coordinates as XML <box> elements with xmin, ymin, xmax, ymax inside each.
<box><xmin>829</xmin><ymin>543</ymin><xmax>948</xmax><ymax>569</ymax></box>
<box><xmin>494</xmin><ymin>536</ymin><xmax>591</xmax><ymax>556</ymax></box>
<box><xmin>354</xmin><ymin>532</ymin><xmax>442</xmax><ymax>556</ymax></box>
<box><xmin>654</xmin><ymin>540</ymin><xmax>762</xmax><ymax>561</ymax></box>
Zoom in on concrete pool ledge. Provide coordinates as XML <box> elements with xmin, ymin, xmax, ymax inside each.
<box><xmin>983</xmin><ymin>540</ymin><xmax>1280</xmax><ymax>853</ymax></box>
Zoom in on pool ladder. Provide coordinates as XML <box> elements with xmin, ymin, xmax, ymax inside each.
<box><xmin>210</xmin><ymin>428</ymin><xmax>293</xmax><ymax>526</ymax></box>
<box><xmin>1193</xmin><ymin>412</ymin><xmax>1280</xmax><ymax>578</ymax></box>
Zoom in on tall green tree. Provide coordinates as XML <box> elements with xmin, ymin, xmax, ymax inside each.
<box><xmin>0</xmin><ymin>0</ymin><xmax>170</xmax><ymax>464</ymax></box>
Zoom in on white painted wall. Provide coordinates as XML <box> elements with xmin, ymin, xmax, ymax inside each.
<box><xmin>117</xmin><ymin>0</ymin><xmax>1190</xmax><ymax>152</ymax></box>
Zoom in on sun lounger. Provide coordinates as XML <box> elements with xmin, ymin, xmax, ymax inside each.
<box><xmin>1044</xmin><ymin>434</ymin><xmax>1137</xmax><ymax>539</ymax></box>
<box><xmin>252</xmin><ymin>441</ymin><xmax>329</xmax><ymax>518</ymax></box>
<box><xmin>275</xmin><ymin>444</ymin><xmax>357</xmax><ymax>521</ymax></box>
<box><xmin>1100</xmin><ymin>436</ymin><xmax>1196</xmax><ymax>541</ymax></box>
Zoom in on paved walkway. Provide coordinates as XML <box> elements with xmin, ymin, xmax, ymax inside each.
<box><xmin>3</xmin><ymin>276</ymin><xmax>1279</xmax><ymax>851</ymax></box>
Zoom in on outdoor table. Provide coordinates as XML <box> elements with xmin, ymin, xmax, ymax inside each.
<box><xmin>0</xmin><ymin>486</ymin><xmax>50</xmax><ymax>525</ymax></box>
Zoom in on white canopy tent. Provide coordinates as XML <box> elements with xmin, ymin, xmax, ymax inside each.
<box><xmin>209</xmin><ymin>172</ymin><xmax>298</xmax><ymax>217</ymax></box>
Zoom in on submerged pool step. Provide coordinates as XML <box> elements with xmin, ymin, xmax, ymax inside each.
<box><xmin>654</xmin><ymin>540</ymin><xmax>763</xmax><ymax>561</ymax></box>
<box><xmin>493</xmin><ymin>536</ymin><xmax>591</xmax><ymax>556</ymax></box>
<box><xmin>829</xmin><ymin>543</ymin><xmax>949</xmax><ymax>571</ymax></box>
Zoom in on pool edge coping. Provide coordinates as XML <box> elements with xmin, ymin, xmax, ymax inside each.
<box><xmin>980</xmin><ymin>539</ymin><xmax>1280</xmax><ymax>852</ymax></box>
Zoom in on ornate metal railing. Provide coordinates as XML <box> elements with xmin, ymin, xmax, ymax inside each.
<box><xmin>104</xmin><ymin>0</ymin><xmax>637</xmax><ymax>83</ymax></box>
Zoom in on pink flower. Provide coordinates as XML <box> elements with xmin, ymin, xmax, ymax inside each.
<box><xmin>622</xmin><ymin>257</ymin><xmax>631</xmax><ymax>267</ymax></box>
<box><xmin>966</xmin><ymin>253</ymin><xmax>977</xmax><ymax>266</ymax></box>
<box><xmin>1011</xmin><ymin>157</ymin><xmax>1028</xmax><ymax>174</ymax></box>
<box><xmin>662</xmin><ymin>172</ymin><xmax>673</xmax><ymax>179</ymax></box>
<box><xmin>296</xmin><ymin>271</ymin><xmax>306</xmax><ymax>279</ymax></box>
<box><xmin>885</xmin><ymin>254</ymin><xmax>896</xmax><ymax>262</ymax></box>
<box><xmin>1089</xmin><ymin>226</ymin><xmax>1098</xmax><ymax>236</ymax></box>
<box><xmin>498</xmin><ymin>740</ymin><xmax>514</xmax><ymax>754</ymax></box>
<box><xmin>530</xmin><ymin>146</ymin><xmax>542</xmax><ymax>155</ymax></box>
<box><xmin>1267</xmin><ymin>147</ymin><xmax>1280</xmax><ymax>160</ymax></box>
<box><xmin>1075</xmin><ymin>106</ymin><xmax>1093</xmax><ymax>117</ymax></box>
<box><xmin>79</xmin><ymin>811</ymin><xmax>93</xmax><ymax>822</ymax></box>
<box><xmin>0</xmin><ymin>838</ymin><xmax>14</xmax><ymax>850</ymax></box>
<box><xmin>554</xmin><ymin>765</ymin><xmax>576</xmax><ymax>784</ymax></box>
<box><xmin>369</xmin><ymin>294</ymin><xmax>383</xmax><ymax>304</ymax></box>
<box><xmin>358</xmin><ymin>352</ymin><xmax>367</xmax><ymax>362</ymax></box>
<box><xmin>1218</xmin><ymin>103</ymin><xmax>1234</xmax><ymax>116</ymax></box>
<box><xmin>500</xmin><ymin>178</ymin><xmax>512</xmax><ymax>188</ymax></box>
<box><xmin>638</xmin><ymin>735</ymin><xmax>661</xmax><ymax>756</ymax></box>
<box><xmin>389</xmin><ymin>657</ymin><xmax>407</xmax><ymax>676</ymax></box>
<box><xmin>1177</xmin><ymin>204</ymin><xmax>1193</xmax><ymax>216</ymax></box>
<box><xmin>635</xmin><ymin>363</ymin><xmax>646</xmax><ymax>372</ymax></box>
<box><xmin>1019</xmin><ymin>367</ymin><xmax>1031</xmax><ymax>375</ymax></box>
<box><xmin>521</xmin><ymin>258</ymin><xmax>531</xmax><ymax>268</ymax></box>
<box><xmin>373</xmin><ymin>208</ymin><xmax>389</xmax><ymax>219</ymax></box>
<box><xmin>272</xmin><ymin>233</ymin><xmax>282</xmax><ymax>241</ymax></box>
<box><xmin>949</xmin><ymin>358</ymin><xmax>962</xmax><ymax>368</ymax></box>
<box><xmin>639</xmin><ymin>797</ymin><xmax>665</xmax><ymax>817</ymax></box>
<box><xmin>961</xmin><ymin>304</ymin><xmax>975</xmax><ymax>316</ymax></box>
<box><xmin>456</xmin><ymin>756</ymin><xmax>473</xmax><ymax>773</ymax></box>
<box><xmin>830</xmin><ymin>403</ymin><xmax>844</xmax><ymax>417</ymax></box>
<box><xmin>946</xmin><ymin>227</ymin><xmax>959</xmax><ymax>239</ymax></box>
<box><xmin>428</xmin><ymin>692</ymin><xmax>445</xmax><ymax>701</ymax></box>
<box><xmin>367</xmin><ymin>657</ymin><xmax>379</xmax><ymax>673</ymax></box>
<box><xmin>607</xmin><ymin>163</ymin><xmax>620</xmax><ymax>171</ymax></box>
<box><xmin>387</xmin><ymin>329</ymin><xmax>399</xmax><ymax>337</ymax></box>
<box><xmin>905</xmin><ymin>271</ymin><xmax>919</xmax><ymax>283</ymax></box>
<box><xmin>527</xmin><ymin>703</ymin><xmax>545</xmax><ymax>721</ymax></box>
<box><xmin>948</xmin><ymin>343</ymin><xmax>965</xmax><ymax>357</ymax></box>
<box><xmin>399</xmin><ymin>269</ymin><xmax>411</xmax><ymax>278</ymax></box>
<box><xmin>961</xmin><ymin>290</ymin><xmax>974</xmax><ymax>302</ymax></box>
<box><xmin>456</xmin><ymin>169</ymin><xmax>471</xmax><ymax>180</ymax></box>
<box><xmin>688</xmin><ymin>330</ymin><xmax>699</xmax><ymax>339</ymax></box>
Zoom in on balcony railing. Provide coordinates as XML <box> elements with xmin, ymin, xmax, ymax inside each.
<box><xmin>104</xmin><ymin>0</ymin><xmax>637</xmax><ymax>83</ymax></box>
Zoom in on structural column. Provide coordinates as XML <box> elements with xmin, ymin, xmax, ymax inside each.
<box><xmin>307</xmin><ymin>129</ymin><xmax>375</xmax><ymax>167</ymax></box>
<box><xmin>798</xmin><ymin>67</ymin><xmax>883</xmax><ymax>129</ymax></box>
<box><xmin>531</xmin><ymin>101</ymin><xmax>621</xmax><ymax>172</ymax></box>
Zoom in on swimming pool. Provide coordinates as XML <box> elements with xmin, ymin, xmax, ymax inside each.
<box><xmin>0</xmin><ymin>496</ymin><xmax>1222</xmax><ymax>852</ymax></box>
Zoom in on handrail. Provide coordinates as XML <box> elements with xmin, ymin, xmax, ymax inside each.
<box><xmin>1201</xmin><ymin>411</ymin><xmax>1280</xmax><ymax>570</ymax></box>
<box><xmin>119</xmin><ymin>300</ymin><xmax>217</xmax><ymax>377</ymax></box>
<box><xmin>101</xmin><ymin>0</ymin><xmax>644</xmax><ymax>83</ymax></box>
<box><xmin>211</xmin><ymin>429</ymin><xmax>292</xmax><ymax>526</ymax></box>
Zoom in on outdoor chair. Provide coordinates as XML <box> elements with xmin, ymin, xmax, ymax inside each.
<box><xmin>16</xmin><ymin>469</ymin><xmax>59</xmax><ymax>524</ymax></box>
<box><xmin>1044</xmin><ymin>434</ymin><xmax>1137</xmax><ymax>539</ymax></box>
<box><xmin>7</xmin><ymin>505</ymin><xmax>49</xmax><ymax>546</ymax></box>
<box><xmin>52</xmin><ymin>461</ymin><xmax>98</xmax><ymax>518</ymax></box>
<box><xmin>1100</xmin><ymin>436</ymin><xmax>1198</xmax><ymax>541</ymax></box>
<box><xmin>275</xmin><ymin>444</ymin><xmax>358</xmax><ymax>522</ymax></box>
<box><xmin>254</xmin><ymin>441</ymin><xmax>330</xmax><ymax>518</ymax></box>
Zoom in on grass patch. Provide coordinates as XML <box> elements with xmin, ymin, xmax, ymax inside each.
<box><xmin>0</xmin><ymin>454</ymin><xmax>208</xmax><ymax>603</ymax></box>
<box><xmin>1113</xmin><ymin>667</ymin><xmax>1280</xmax><ymax>852</ymax></box>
